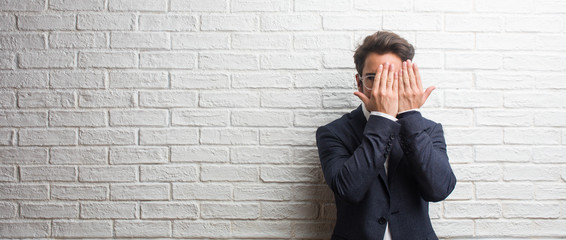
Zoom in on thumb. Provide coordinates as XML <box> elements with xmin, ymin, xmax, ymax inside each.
<box><xmin>422</xmin><ymin>86</ymin><xmax>436</xmax><ymax>103</ymax></box>
<box><xmin>354</xmin><ymin>91</ymin><xmax>369</xmax><ymax>105</ymax></box>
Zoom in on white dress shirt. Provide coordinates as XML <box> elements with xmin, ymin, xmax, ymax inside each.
<box><xmin>360</xmin><ymin>102</ymin><xmax>420</xmax><ymax>240</ymax></box>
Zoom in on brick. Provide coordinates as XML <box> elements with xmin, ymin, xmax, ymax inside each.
<box><xmin>419</xmin><ymin>109</ymin><xmax>472</xmax><ymax>127</ymax></box>
<box><xmin>234</xmin><ymin>185</ymin><xmax>293</xmax><ymax>200</ymax></box>
<box><xmin>110</xmin><ymin>71</ymin><xmax>168</xmax><ymax>89</ymax></box>
<box><xmin>140</xmin><ymin>128</ymin><xmax>198</xmax><ymax>145</ymax></box>
<box><xmin>355</xmin><ymin>0</ymin><xmax>410</xmax><ymax>11</ymax></box>
<box><xmin>476</xmin><ymin>183</ymin><xmax>534</xmax><ymax>200</ymax></box>
<box><xmin>536</xmin><ymin>183</ymin><xmax>566</xmax><ymax>200</ymax></box>
<box><xmin>200</xmin><ymin>91</ymin><xmax>260</xmax><ymax>107</ymax></box>
<box><xmin>232</xmin><ymin>33</ymin><xmax>291</xmax><ymax>50</ymax></box>
<box><xmin>78</xmin><ymin>13</ymin><xmax>136</xmax><ymax>30</ymax></box>
<box><xmin>445</xmin><ymin>15</ymin><xmax>503</xmax><ymax>32</ymax></box>
<box><xmin>79</xmin><ymin>128</ymin><xmax>136</xmax><ymax>145</ymax></box>
<box><xmin>232</xmin><ymin>0</ymin><xmax>289</xmax><ymax>12</ymax></box>
<box><xmin>79</xmin><ymin>166</ymin><xmax>136</xmax><ymax>182</ymax></box>
<box><xmin>171</xmin><ymin>146</ymin><xmax>229</xmax><ymax>163</ymax></box>
<box><xmin>199</xmin><ymin>53</ymin><xmax>258</xmax><ymax>70</ymax></box>
<box><xmin>477</xmin><ymin>33</ymin><xmax>536</xmax><ymax>50</ymax></box>
<box><xmin>51</xmin><ymin>184</ymin><xmax>107</xmax><ymax>200</ymax></box>
<box><xmin>536</xmin><ymin>73</ymin><xmax>566</xmax><ymax>89</ymax></box>
<box><xmin>416</xmin><ymin>32</ymin><xmax>474</xmax><ymax>49</ymax></box>
<box><xmin>444</xmin><ymin>90</ymin><xmax>502</xmax><ymax>108</ymax></box>
<box><xmin>231</xmin><ymin>146</ymin><xmax>291</xmax><ymax>164</ymax></box>
<box><xmin>49</xmin><ymin>110</ymin><xmax>106</xmax><ymax>127</ymax></box>
<box><xmin>79</xmin><ymin>90</ymin><xmax>135</xmax><ymax>108</ymax></box>
<box><xmin>170</xmin><ymin>0</ymin><xmax>227</xmax><ymax>11</ymax></box>
<box><xmin>476</xmin><ymin>72</ymin><xmax>534</xmax><ymax>89</ymax></box>
<box><xmin>140</xmin><ymin>165</ymin><xmax>198</xmax><ymax>182</ymax></box>
<box><xmin>446</xmin><ymin>52</ymin><xmax>502</xmax><ymax>70</ymax></box>
<box><xmin>323</xmin><ymin>15</ymin><xmax>382</xmax><ymax>30</ymax></box>
<box><xmin>232</xmin><ymin>220</ymin><xmax>292</xmax><ymax>238</ymax></box>
<box><xmin>502</xmin><ymin>202</ymin><xmax>561</xmax><ymax>218</ymax></box>
<box><xmin>446</xmin><ymin>182</ymin><xmax>473</xmax><ymax>200</ymax></box>
<box><xmin>50</xmin><ymin>71</ymin><xmax>105</xmax><ymax>89</ymax></box>
<box><xmin>294</xmin><ymin>71</ymin><xmax>353</xmax><ymax>89</ymax></box>
<box><xmin>0</xmin><ymin>221</ymin><xmax>50</xmax><ymax>238</ymax></box>
<box><xmin>504</xmin><ymin>164</ymin><xmax>560</xmax><ymax>181</ymax></box>
<box><xmin>535</xmin><ymin>111</ymin><xmax>566</xmax><ymax>126</ymax></box>
<box><xmin>0</xmin><ymin>148</ymin><xmax>47</xmax><ymax>165</ymax></box>
<box><xmin>20</xmin><ymin>202</ymin><xmax>78</xmax><ymax>218</ymax></box>
<box><xmin>140</xmin><ymin>15</ymin><xmax>197</xmax><ymax>31</ymax></box>
<box><xmin>296</xmin><ymin>0</ymin><xmax>349</xmax><ymax>11</ymax></box>
<box><xmin>383</xmin><ymin>13</ymin><xmax>441</xmax><ymax>31</ymax></box>
<box><xmin>475</xmin><ymin>146</ymin><xmax>531</xmax><ymax>162</ymax></box>
<box><xmin>78</xmin><ymin>51</ymin><xmax>137</xmax><ymax>68</ymax></box>
<box><xmin>48</xmin><ymin>147</ymin><xmax>105</xmax><ymax>166</ymax></box>
<box><xmin>536</xmin><ymin>0</ymin><xmax>566</xmax><ymax>13</ymax></box>
<box><xmin>504</xmin><ymin>92</ymin><xmax>563</xmax><ymax>108</ymax></box>
<box><xmin>81</xmin><ymin>202</ymin><xmax>138</xmax><ymax>219</ymax></box>
<box><xmin>18</xmin><ymin>128</ymin><xmax>76</xmax><ymax>146</ymax></box>
<box><xmin>260</xmin><ymin>128</ymin><xmax>316</xmax><ymax>146</ymax></box>
<box><xmin>140</xmin><ymin>90</ymin><xmax>197</xmax><ymax>108</ymax></box>
<box><xmin>173</xmin><ymin>183</ymin><xmax>232</xmax><ymax>200</ymax></box>
<box><xmin>0</xmin><ymin>0</ymin><xmax>46</xmax><ymax>11</ymax></box>
<box><xmin>503</xmin><ymin>53</ymin><xmax>563</xmax><ymax>71</ymax></box>
<box><xmin>0</xmin><ymin>15</ymin><xmax>15</xmax><ymax>30</ymax></box>
<box><xmin>533</xmin><ymin>147</ymin><xmax>566</xmax><ymax>163</ymax></box>
<box><xmin>171</xmin><ymin>33</ymin><xmax>229</xmax><ymax>49</ymax></box>
<box><xmin>171</xmin><ymin>72</ymin><xmax>229</xmax><ymax>89</ymax></box>
<box><xmin>506</xmin><ymin>16</ymin><xmax>563</xmax><ymax>32</ymax></box>
<box><xmin>0</xmin><ymin>33</ymin><xmax>45</xmax><ymax>50</ymax></box>
<box><xmin>17</xmin><ymin>14</ymin><xmax>75</xmax><ymax>30</ymax></box>
<box><xmin>446</xmin><ymin>146</ymin><xmax>473</xmax><ymax>163</ymax></box>
<box><xmin>109</xmin><ymin>0</ymin><xmax>167</xmax><ymax>11</ymax></box>
<box><xmin>141</xmin><ymin>202</ymin><xmax>198</xmax><ymax>219</ymax></box>
<box><xmin>201</xmin><ymin>165</ymin><xmax>257</xmax><ymax>182</ymax></box>
<box><xmin>293</xmin><ymin>185</ymin><xmax>333</xmax><ymax>201</ymax></box>
<box><xmin>294</xmin><ymin>33</ymin><xmax>351</xmax><ymax>50</ymax></box>
<box><xmin>444</xmin><ymin>127</ymin><xmax>502</xmax><ymax>145</ymax></box>
<box><xmin>323</xmin><ymin>52</ymin><xmax>355</xmax><ymax>69</ymax></box>
<box><xmin>49</xmin><ymin>0</ymin><xmax>104</xmax><ymax>10</ymax></box>
<box><xmin>20</xmin><ymin>166</ymin><xmax>76</xmax><ymax>181</ymax></box>
<box><xmin>476</xmin><ymin>109</ymin><xmax>532</xmax><ymax>126</ymax></box>
<box><xmin>0</xmin><ymin>202</ymin><xmax>17</xmax><ymax>218</ymax></box>
<box><xmin>261</xmin><ymin>90</ymin><xmax>321</xmax><ymax>108</ymax></box>
<box><xmin>452</xmin><ymin>164</ymin><xmax>501</xmax><ymax>181</ymax></box>
<box><xmin>413</xmin><ymin>51</ymin><xmax>443</xmax><ymax>69</ymax></box>
<box><xmin>261</xmin><ymin>14</ymin><xmax>321</xmax><ymax>31</ymax></box>
<box><xmin>17</xmin><ymin>91</ymin><xmax>74</xmax><ymax>108</ymax></box>
<box><xmin>322</xmin><ymin>90</ymin><xmax>360</xmax><ymax>109</ymax></box>
<box><xmin>53</xmin><ymin>220</ymin><xmax>112</xmax><ymax>238</ymax></box>
<box><xmin>140</xmin><ymin>52</ymin><xmax>196</xmax><ymax>69</ymax></box>
<box><xmin>431</xmin><ymin>220</ymin><xmax>474</xmax><ymax>238</ymax></box>
<box><xmin>201</xmin><ymin>128</ymin><xmax>258</xmax><ymax>145</ymax></box>
<box><xmin>232</xmin><ymin>72</ymin><xmax>292</xmax><ymax>88</ymax></box>
<box><xmin>111</xmin><ymin>183</ymin><xmax>169</xmax><ymax>200</ymax></box>
<box><xmin>0</xmin><ymin>91</ymin><xmax>15</xmax><ymax>108</ymax></box>
<box><xmin>0</xmin><ymin>129</ymin><xmax>13</xmax><ymax>146</ymax></box>
<box><xmin>0</xmin><ymin>52</ymin><xmax>15</xmax><ymax>69</ymax></box>
<box><xmin>109</xmin><ymin>109</ymin><xmax>168</xmax><ymax>126</ymax></box>
<box><xmin>477</xmin><ymin>220</ymin><xmax>566</xmax><ymax>237</ymax></box>
<box><xmin>110</xmin><ymin>32</ymin><xmax>169</xmax><ymax>49</ymax></box>
<box><xmin>294</xmin><ymin>222</ymin><xmax>335</xmax><ymax>239</ymax></box>
<box><xmin>172</xmin><ymin>109</ymin><xmax>229</xmax><ymax>126</ymax></box>
<box><xmin>173</xmin><ymin>221</ymin><xmax>230</xmax><ymax>238</ymax></box>
<box><xmin>231</xmin><ymin>110</ymin><xmax>292</xmax><ymax>127</ymax></box>
<box><xmin>504</xmin><ymin>128</ymin><xmax>561</xmax><ymax>145</ymax></box>
<box><xmin>0</xmin><ymin>166</ymin><xmax>16</xmax><ymax>181</ymax></box>
<box><xmin>109</xmin><ymin>146</ymin><xmax>168</xmax><ymax>164</ymax></box>
<box><xmin>261</xmin><ymin>166</ymin><xmax>321</xmax><ymax>182</ymax></box>
<box><xmin>415</xmin><ymin>0</ymin><xmax>472</xmax><ymax>12</ymax></box>
<box><xmin>0</xmin><ymin>184</ymin><xmax>48</xmax><ymax>200</ymax></box>
<box><xmin>444</xmin><ymin>202</ymin><xmax>501</xmax><ymax>218</ymax></box>
<box><xmin>476</xmin><ymin>0</ymin><xmax>534</xmax><ymax>13</ymax></box>
<box><xmin>0</xmin><ymin>71</ymin><xmax>48</xmax><ymax>88</ymax></box>
<box><xmin>201</xmin><ymin>15</ymin><xmax>258</xmax><ymax>31</ymax></box>
<box><xmin>18</xmin><ymin>51</ymin><xmax>75</xmax><ymax>69</ymax></box>
<box><xmin>262</xmin><ymin>202</ymin><xmax>318</xmax><ymax>219</ymax></box>
<box><xmin>201</xmin><ymin>203</ymin><xmax>259</xmax><ymax>219</ymax></box>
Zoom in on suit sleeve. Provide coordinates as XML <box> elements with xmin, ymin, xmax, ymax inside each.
<box><xmin>396</xmin><ymin>111</ymin><xmax>457</xmax><ymax>202</ymax></box>
<box><xmin>316</xmin><ymin>115</ymin><xmax>400</xmax><ymax>204</ymax></box>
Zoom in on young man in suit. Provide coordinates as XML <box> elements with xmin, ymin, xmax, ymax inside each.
<box><xmin>316</xmin><ymin>31</ymin><xmax>457</xmax><ymax>240</ymax></box>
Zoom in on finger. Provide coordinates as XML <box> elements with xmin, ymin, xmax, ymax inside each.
<box><xmin>414</xmin><ymin>62</ymin><xmax>423</xmax><ymax>91</ymax></box>
<box><xmin>354</xmin><ymin>91</ymin><xmax>370</xmax><ymax>105</ymax></box>
<box><xmin>402</xmin><ymin>61</ymin><xmax>410</xmax><ymax>89</ymax></box>
<box><xmin>379</xmin><ymin>62</ymin><xmax>390</xmax><ymax>91</ymax></box>
<box><xmin>398</xmin><ymin>68</ymin><xmax>404</xmax><ymax>93</ymax></box>
<box><xmin>407</xmin><ymin>59</ymin><xmax>417</xmax><ymax>89</ymax></box>
<box><xmin>393</xmin><ymin>70</ymin><xmax>399</xmax><ymax>92</ymax></box>
<box><xmin>386</xmin><ymin>63</ymin><xmax>395</xmax><ymax>90</ymax></box>
<box><xmin>372</xmin><ymin>64</ymin><xmax>383</xmax><ymax>95</ymax></box>
<box><xmin>422</xmin><ymin>86</ymin><xmax>436</xmax><ymax>103</ymax></box>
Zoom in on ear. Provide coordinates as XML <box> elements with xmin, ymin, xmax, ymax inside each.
<box><xmin>355</xmin><ymin>73</ymin><xmax>362</xmax><ymax>92</ymax></box>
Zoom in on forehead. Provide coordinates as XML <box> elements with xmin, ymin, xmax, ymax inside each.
<box><xmin>363</xmin><ymin>52</ymin><xmax>402</xmax><ymax>74</ymax></box>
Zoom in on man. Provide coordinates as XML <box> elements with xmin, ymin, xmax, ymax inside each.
<box><xmin>316</xmin><ymin>31</ymin><xmax>457</xmax><ymax>239</ymax></box>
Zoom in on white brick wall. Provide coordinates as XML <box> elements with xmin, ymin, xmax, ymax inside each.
<box><xmin>0</xmin><ymin>0</ymin><xmax>565</xmax><ymax>239</ymax></box>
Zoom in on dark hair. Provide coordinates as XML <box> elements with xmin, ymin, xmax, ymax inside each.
<box><xmin>353</xmin><ymin>31</ymin><xmax>415</xmax><ymax>76</ymax></box>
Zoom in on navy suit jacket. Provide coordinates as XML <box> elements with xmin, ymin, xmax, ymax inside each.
<box><xmin>316</xmin><ymin>105</ymin><xmax>457</xmax><ymax>240</ymax></box>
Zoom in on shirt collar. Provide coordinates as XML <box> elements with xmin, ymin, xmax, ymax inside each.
<box><xmin>361</xmin><ymin>102</ymin><xmax>370</xmax><ymax>121</ymax></box>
